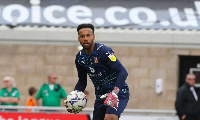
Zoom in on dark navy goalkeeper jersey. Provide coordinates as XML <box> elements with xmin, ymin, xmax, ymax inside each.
<box><xmin>75</xmin><ymin>43</ymin><xmax>129</xmax><ymax>99</ymax></box>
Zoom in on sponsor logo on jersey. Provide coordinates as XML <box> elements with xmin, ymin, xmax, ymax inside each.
<box><xmin>108</xmin><ymin>54</ymin><xmax>116</xmax><ymax>62</ymax></box>
<box><xmin>89</xmin><ymin>67</ymin><xmax>95</xmax><ymax>73</ymax></box>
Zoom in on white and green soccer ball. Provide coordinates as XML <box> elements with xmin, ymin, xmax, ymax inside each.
<box><xmin>65</xmin><ymin>90</ymin><xmax>87</xmax><ymax>111</ymax></box>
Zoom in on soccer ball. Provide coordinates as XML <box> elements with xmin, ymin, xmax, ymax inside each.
<box><xmin>65</xmin><ymin>90</ymin><xmax>87</xmax><ymax>111</ymax></box>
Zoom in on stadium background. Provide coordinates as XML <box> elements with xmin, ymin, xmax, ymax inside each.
<box><xmin>0</xmin><ymin>27</ymin><xmax>199</xmax><ymax>109</ymax></box>
<box><xmin>0</xmin><ymin>0</ymin><xmax>200</xmax><ymax>119</ymax></box>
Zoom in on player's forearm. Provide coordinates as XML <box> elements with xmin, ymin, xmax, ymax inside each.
<box><xmin>107</xmin><ymin>58</ymin><xmax>128</xmax><ymax>89</ymax></box>
<box><xmin>115</xmin><ymin>67</ymin><xmax>128</xmax><ymax>89</ymax></box>
<box><xmin>74</xmin><ymin>80</ymin><xmax>87</xmax><ymax>92</ymax></box>
<box><xmin>75</xmin><ymin>60</ymin><xmax>87</xmax><ymax>92</ymax></box>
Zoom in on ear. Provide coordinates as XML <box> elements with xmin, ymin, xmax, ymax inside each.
<box><xmin>78</xmin><ymin>36</ymin><xmax>80</xmax><ymax>42</ymax></box>
<box><xmin>93</xmin><ymin>35</ymin><xmax>96</xmax><ymax>40</ymax></box>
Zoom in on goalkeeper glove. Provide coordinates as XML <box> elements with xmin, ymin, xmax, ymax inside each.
<box><xmin>100</xmin><ymin>87</ymin><xmax>119</xmax><ymax>110</ymax></box>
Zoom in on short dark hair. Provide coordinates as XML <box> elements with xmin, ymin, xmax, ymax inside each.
<box><xmin>29</xmin><ymin>87</ymin><xmax>37</xmax><ymax>96</ymax></box>
<box><xmin>77</xmin><ymin>23</ymin><xmax>94</xmax><ymax>34</ymax></box>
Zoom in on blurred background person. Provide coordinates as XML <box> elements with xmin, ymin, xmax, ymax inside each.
<box><xmin>0</xmin><ymin>76</ymin><xmax>20</xmax><ymax>111</ymax></box>
<box><xmin>0</xmin><ymin>76</ymin><xmax>20</xmax><ymax>106</ymax></box>
<box><xmin>36</xmin><ymin>74</ymin><xmax>67</xmax><ymax>107</ymax></box>
<box><xmin>26</xmin><ymin>87</ymin><xmax>37</xmax><ymax>112</ymax></box>
<box><xmin>175</xmin><ymin>73</ymin><xmax>200</xmax><ymax>120</ymax></box>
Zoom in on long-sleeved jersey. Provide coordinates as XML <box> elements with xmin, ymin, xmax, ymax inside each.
<box><xmin>75</xmin><ymin>43</ymin><xmax>129</xmax><ymax>99</ymax></box>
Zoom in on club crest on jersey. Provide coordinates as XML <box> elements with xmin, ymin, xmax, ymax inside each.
<box><xmin>94</xmin><ymin>57</ymin><xmax>98</xmax><ymax>63</ymax></box>
<box><xmin>108</xmin><ymin>54</ymin><xmax>116</xmax><ymax>62</ymax></box>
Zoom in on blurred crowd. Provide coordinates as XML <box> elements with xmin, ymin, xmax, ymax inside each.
<box><xmin>1</xmin><ymin>73</ymin><xmax>200</xmax><ymax>120</ymax></box>
<box><xmin>0</xmin><ymin>74</ymin><xmax>89</xmax><ymax>112</ymax></box>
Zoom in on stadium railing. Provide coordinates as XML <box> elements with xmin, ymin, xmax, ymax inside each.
<box><xmin>0</xmin><ymin>105</ymin><xmax>176</xmax><ymax>115</ymax></box>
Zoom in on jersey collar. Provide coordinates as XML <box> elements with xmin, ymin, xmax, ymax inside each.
<box><xmin>81</xmin><ymin>43</ymin><xmax>98</xmax><ymax>56</ymax></box>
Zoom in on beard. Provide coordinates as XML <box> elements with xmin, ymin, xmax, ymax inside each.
<box><xmin>82</xmin><ymin>41</ymin><xmax>93</xmax><ymax>50</ymax></box>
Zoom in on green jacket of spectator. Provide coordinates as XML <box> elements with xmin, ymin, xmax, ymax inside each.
<box><xmin>36</xmin><ymin>83</ymin><xmax>67</xmax><ymax>106</ymax></box>
<box><xmin>0</xmin><ymin>87</ymin><xmax>20</xmax><ymax>105</ymax></box>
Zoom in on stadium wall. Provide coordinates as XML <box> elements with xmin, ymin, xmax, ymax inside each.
<box><xmin>0</xmin><ymin>43</ymin><xmax>200</xmax><ymax>109</ymax></box>
<box><xmin>0</xmin><ymin>27</ymin><xmax>200</xmax><ymax>110</ymax></box>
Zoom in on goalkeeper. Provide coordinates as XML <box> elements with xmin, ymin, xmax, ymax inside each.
<box><xmin>65</xmin><ymin>23</ymin><xmax>130</xmax><ymax>120</ymax></box>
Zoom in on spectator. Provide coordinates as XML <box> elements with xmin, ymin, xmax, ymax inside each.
<box><xmin>0</xmin><ymin>76</ymin><xmax>20</xmax><ymax>106</ymax></box>
<box><xmin>175</xmin><ymin>73</ymin><xmax>200</xmax><ymax>120</ymax></box>
<box><xmin>26</xmin><ymin>87</ymin><xmax>37</xmax><ymax>112</ymax></box>
<box><xmin>36</xmin><ymin>74</ymin><xmax>67</xmax><ymax>107</ymax></box>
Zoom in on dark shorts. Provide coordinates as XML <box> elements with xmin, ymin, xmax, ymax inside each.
<box><xmin>93</xmin><ymin>91</ymin><xmax>129</xmax><ymax>120</ymax></box>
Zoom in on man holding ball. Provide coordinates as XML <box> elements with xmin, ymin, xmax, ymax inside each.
<box><xmin>65</xmin><ymin>23</ymin><xmax>129</xmax><ymax>120</ymax></box>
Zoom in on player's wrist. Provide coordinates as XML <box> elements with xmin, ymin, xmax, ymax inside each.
<box><xmin>112</xmin><ymin>87</ymin><xmax>119</xmax><ymax>95</ymax></box>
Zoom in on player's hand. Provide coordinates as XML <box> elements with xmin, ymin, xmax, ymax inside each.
<box><xmin>64</xmin><ymin>100</ymin><xmax>82</xmax><ymax>114</ymax></box>
<box><xmin>100</xmin><ymin>87</ymin><xmax>119</xmax><ymax>110</ymax></box>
